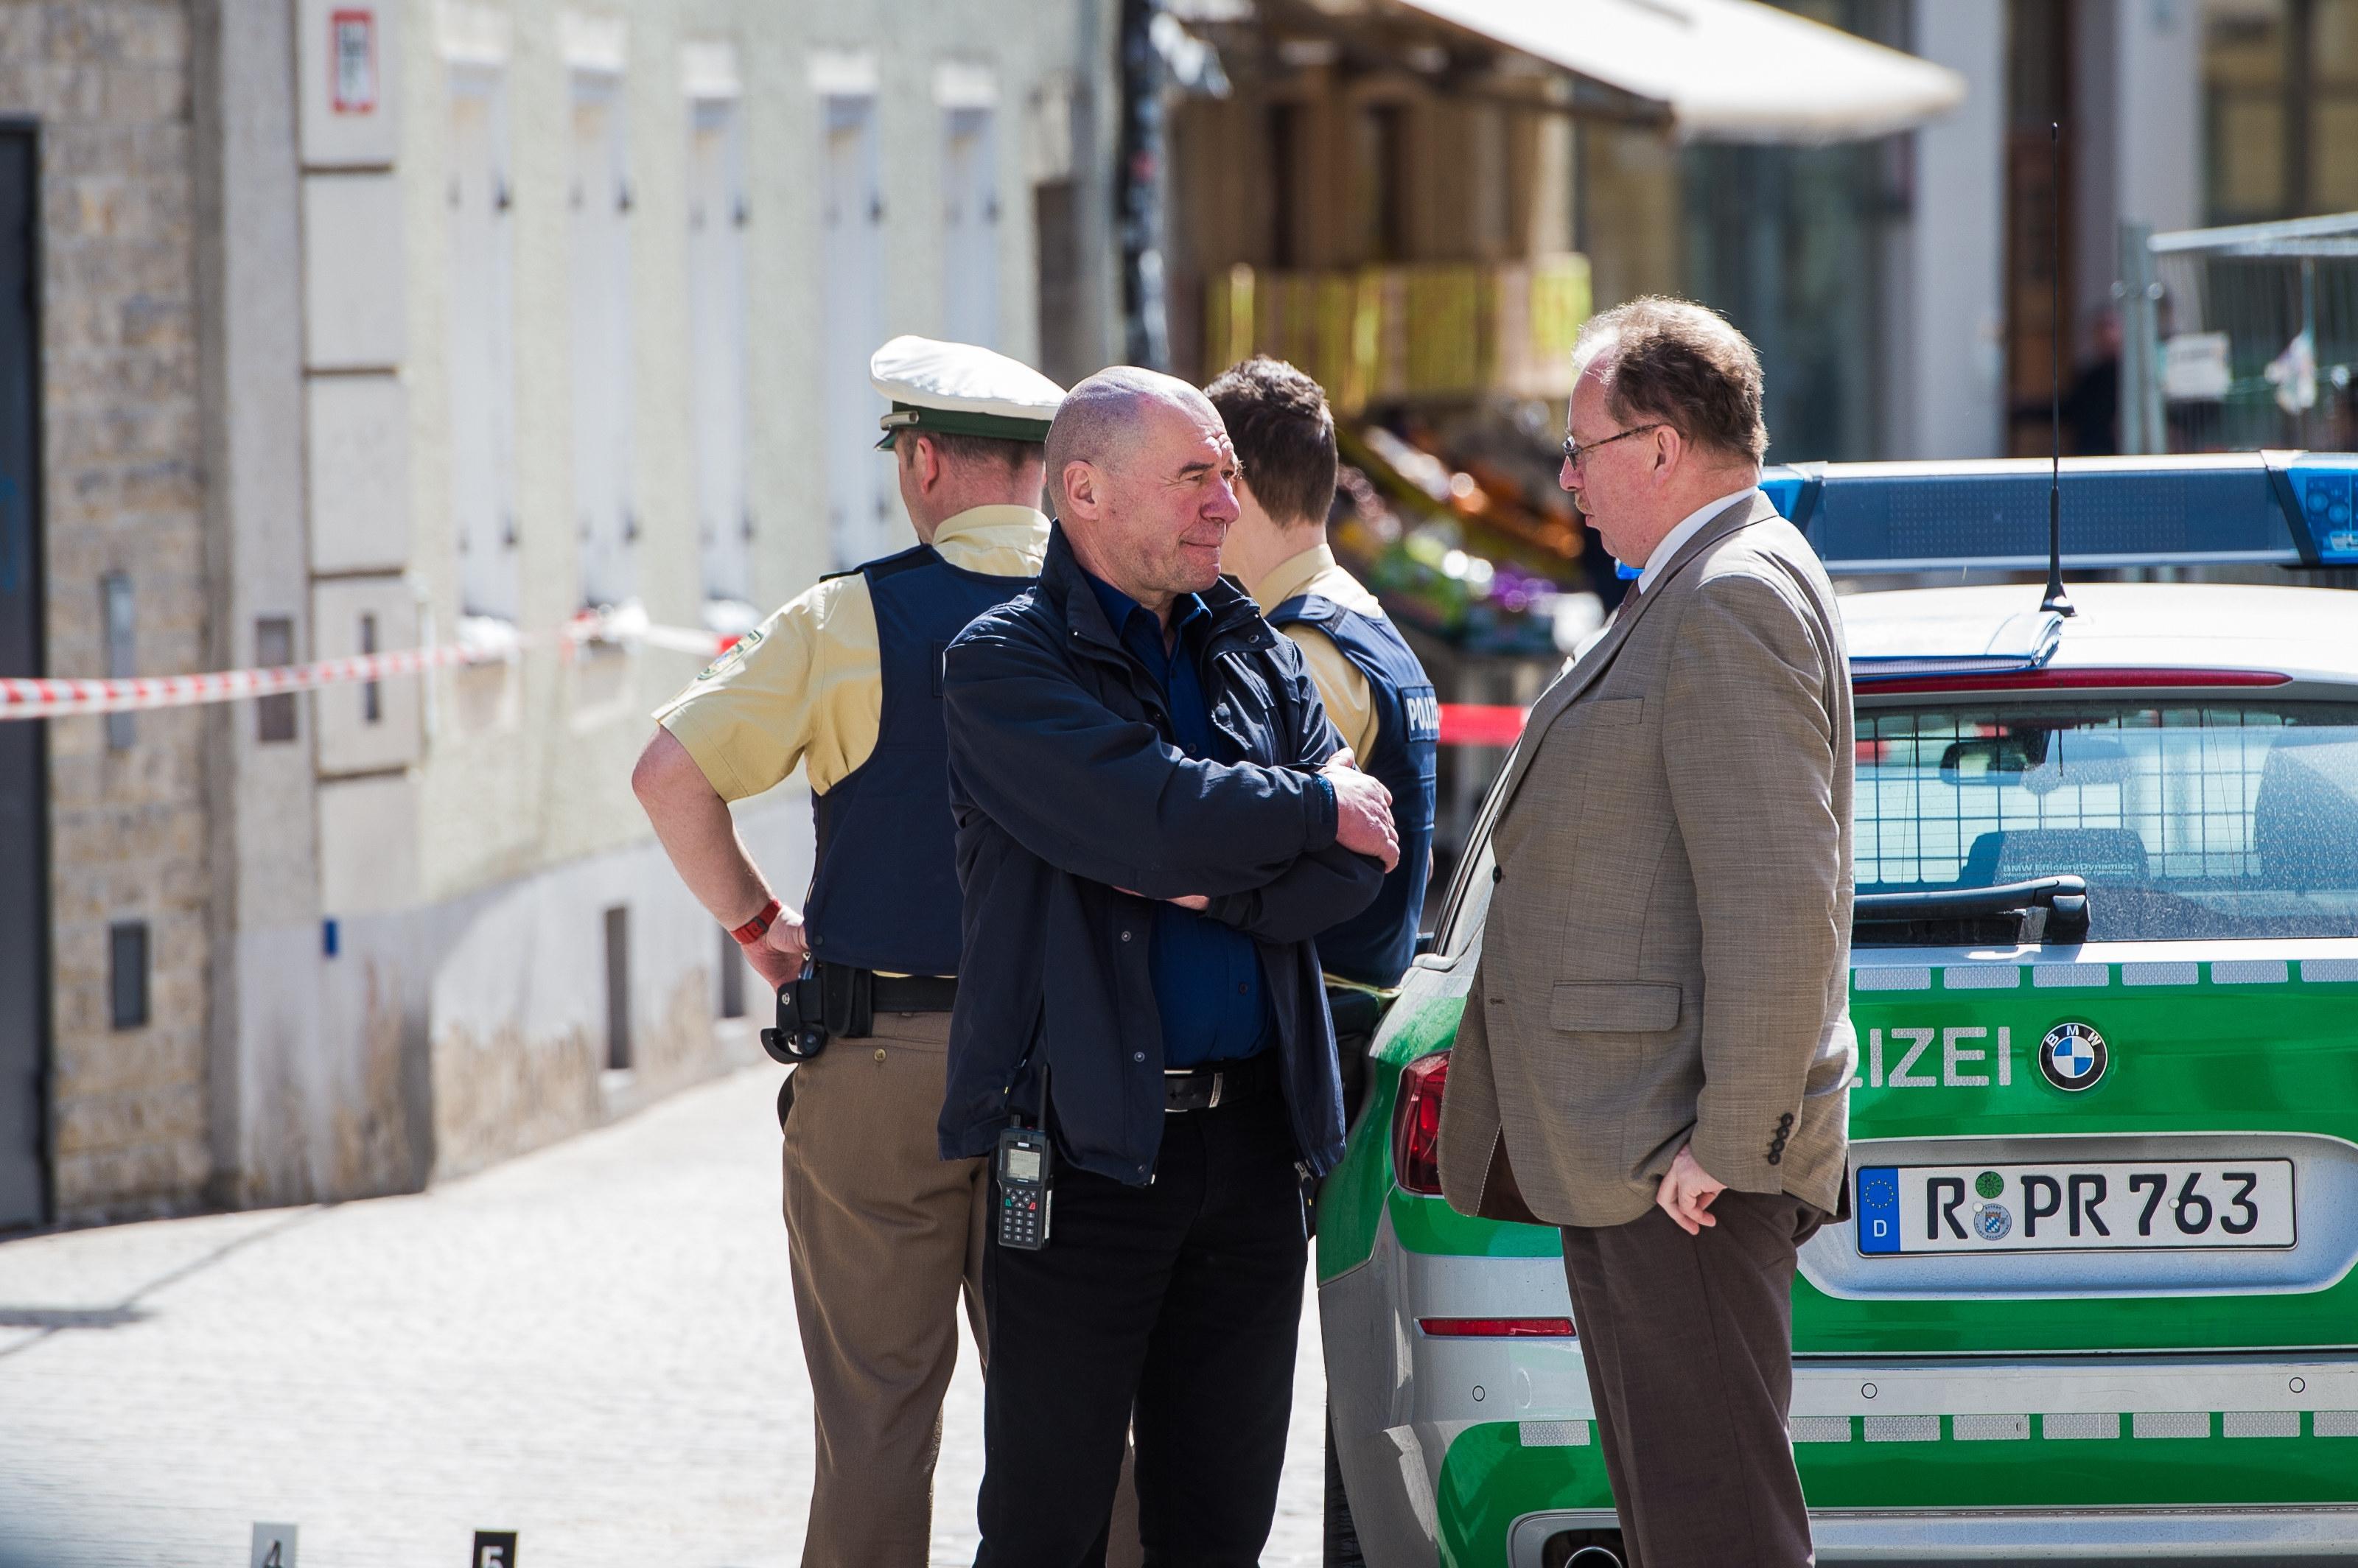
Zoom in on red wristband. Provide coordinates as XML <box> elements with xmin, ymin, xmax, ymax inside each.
<box><xmin>730</xmin><ymin>898</ymin><xmax>783</xmax><ymax>946</ymax></box>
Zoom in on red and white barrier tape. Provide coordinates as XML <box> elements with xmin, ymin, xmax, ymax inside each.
<box><xmin>0</xmin><ymin>643</ymin><xmax>501</xmax><ymax>719</ymax></box>
<box><xmin>0</xmin><ymin>606</ymin><xmax>735</xmax><ymax>721</ymax></box>
<box><xmin>0</xmin><ymin>606</ymin><xmax>1531</xmax><ymax>743</ymax></box>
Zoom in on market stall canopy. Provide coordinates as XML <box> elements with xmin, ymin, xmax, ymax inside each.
<box><xmin>1391</xmin><ymin>0</ymin><xmax>1967</xmax><ymax>144</ymax></box>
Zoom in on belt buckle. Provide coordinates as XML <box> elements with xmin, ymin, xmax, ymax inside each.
<box><xmin>1206</xmin><ymin>1069</ymin><xmax>1224</xmax><ymax>1110</ymax></box>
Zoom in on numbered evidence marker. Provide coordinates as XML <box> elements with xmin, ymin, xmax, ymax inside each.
<box><xmin>249</xmin><ymin>1523</ymin><xmax>298</xmax><ymax>1568</ymax></box>
<box><xmin>471</xmin><ymin>1530</ymin><xmax>519</xmax><ymax>1568</ymax></box>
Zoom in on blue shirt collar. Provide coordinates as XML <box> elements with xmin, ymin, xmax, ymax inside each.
<box><xmin>1084</xmin><ymin>570</ymin><xmax>1210</xmax><ymax>648</ymax></box>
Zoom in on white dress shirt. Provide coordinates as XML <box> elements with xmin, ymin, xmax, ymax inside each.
<box><xmin>1634</xmin><ymin>486</ymin><xmax>1762</xmax><ymax>595</ymax></box>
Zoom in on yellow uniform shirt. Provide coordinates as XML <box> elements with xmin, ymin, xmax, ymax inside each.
<box><xmin>1247</xmin><ymin>542</ymin><xmax>1384</xmax><ymax>762</ymax></box>
<box><xmin>653</xmin><ymin>505</ymin><xmax>1052</xmax><ymax>801</ymax></box>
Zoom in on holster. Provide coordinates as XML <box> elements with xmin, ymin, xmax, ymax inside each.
<box><xmin>760</xmin><ymin>964</ymin><xmax>875</xmax><ymax>1063</ymax></box>
<box><xmin>816</xmin><ymin>962</ymin><xmax>875</xmax><ymax>1039</ymax></box>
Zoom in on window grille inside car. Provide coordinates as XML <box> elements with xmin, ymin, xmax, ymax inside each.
<box><xmin>1853</xmin><ymin>701</ymin><xmax>2358</xmax><ymax>942</ymax></box>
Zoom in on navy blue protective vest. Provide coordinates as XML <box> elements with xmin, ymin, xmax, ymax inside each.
<box><xmin>1267</xmin><ymin>592</ymin><xmax>1438</xmax><ymax>987</ymax></box>
<box><xmin>802</xmin><ymin>543</ymin><xmax>1035</xmax><ymax>976</ymax></box>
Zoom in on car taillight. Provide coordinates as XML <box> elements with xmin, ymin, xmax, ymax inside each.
<box><xmin>1392</xmin><ymin>1050</ymin><xmax>1449</xmax><ymax>1195</ymax></box>
<box><xmin>1418</xmin><ymin>1317</ymin><xmax>1575</xmax><ymax>1338</ymax></box>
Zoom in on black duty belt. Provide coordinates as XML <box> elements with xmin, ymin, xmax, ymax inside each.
<box><xmin>763</xmin><ymin>963</ymin><xmax>957</xmax><ymax>1064</ymax></box>
<box><xmin>1164</xmin><ymin>1048</ymin><xmax>1280</xmax><ymax>1114</ymax></box>
<box><xmin>870</xmin><ymin>973</ymin><xmax>959</xmax><ymax>1012</ymax></box>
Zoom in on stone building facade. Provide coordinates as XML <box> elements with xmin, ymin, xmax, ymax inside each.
<box><xmin>0</xmin><ymin>0</ymin><xmax>1119</xmax><ymax>1230</ymax></box>
<box><xmin>0</xmin><ymin>1</ymin><xmax>213</xmax><ymax>1225</ymax></box>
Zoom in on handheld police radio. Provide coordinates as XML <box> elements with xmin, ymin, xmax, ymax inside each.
<box><xmin>995</xmin><ymin>1064</ymin><xmax>1053</xmax><ymax>1250</ymax></box>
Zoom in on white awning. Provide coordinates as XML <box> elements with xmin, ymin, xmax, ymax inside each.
<box><xmin>1394</xmin><ymin>0</ymin><xmax>1967</xmax><ymax>145</ymax></box>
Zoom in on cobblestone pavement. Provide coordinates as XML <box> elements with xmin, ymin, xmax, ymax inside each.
<box><xmin>0</xmin><ymin>1065</ymin><xmax>1327</xmax><ymax>1568</ymax></box>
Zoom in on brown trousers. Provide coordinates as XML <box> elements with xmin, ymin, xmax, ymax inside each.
<box><xmin>780</xmin><ymin>1010</ymin><xmax>987</xmax><ymax>1568</ymax></box>
<box><xmin>1557</xmin><ymin>1191</ymin><xmax>1828</xmax><ymax>1568</ymax></box>
<box><xmin>779</xmin><ymin>1009</ymin><xmax>1140</xmax><ymax>1568</ymax></box>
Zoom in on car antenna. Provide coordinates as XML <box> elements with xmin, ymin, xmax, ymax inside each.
<box><xmin>2041</xmin><ymin>119</ymin><xmax>2076</xmax><ymax>617</ymax></box>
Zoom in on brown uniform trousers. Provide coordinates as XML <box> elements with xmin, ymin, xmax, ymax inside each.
<box><xmin>779</xmin><ymin>1009</ymin><xmax>1140</xmax><ymax>1567</ymax></box>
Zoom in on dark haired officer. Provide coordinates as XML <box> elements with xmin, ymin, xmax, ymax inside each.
<box><xmin>632</xmin><ymin>337</ymin><xmax>1061</xmax><ymax>1568</ymax></box>
<box><xmin>1208</xmin><ymin>356</ymin><xmax>1439</xmax><ymax>1115</ymax></box>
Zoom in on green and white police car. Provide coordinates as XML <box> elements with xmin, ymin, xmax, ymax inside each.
<box><xmin>1319</xmin><ymin>453</ymin><xmax>2358</xmax><ymax>1566</ymax></box>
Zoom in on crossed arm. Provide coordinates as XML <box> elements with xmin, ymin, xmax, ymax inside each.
<box><xmin>943</xmin><ymin>623</ymin><xmax>1393</xmax><ymax>937</ymax></box>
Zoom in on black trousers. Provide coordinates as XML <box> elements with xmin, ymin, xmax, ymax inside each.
<box><xmin>976</xmin><ymin>1088</ymin><xmax>1307</xmax><ymax>1568</ymax></box>
<box><xmin>1558</xmin><ymin>1191</ymin><xmax>1829</xmax><ymax>1568</ymax></box>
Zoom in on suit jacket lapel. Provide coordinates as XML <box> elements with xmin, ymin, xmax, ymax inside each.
<box><xmin>1491</xmin><ymin>492</ymin><xmax>1774</xmax><ymax>815</ymax></box>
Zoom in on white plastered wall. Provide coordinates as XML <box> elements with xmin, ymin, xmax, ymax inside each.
<box><xmin>250</xmin><ymin>0</ymin><xmax>1109</xmax><ymax>1201</ymax></box>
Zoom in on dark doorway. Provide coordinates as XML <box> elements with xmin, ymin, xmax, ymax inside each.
<box><xmin>0</xmin><ymin>127</ymin><xmax>48</xmax><ymax>1231</ymax></box>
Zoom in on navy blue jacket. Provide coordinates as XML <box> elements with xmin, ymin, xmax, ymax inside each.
<box><xmin>938</xmin><ymin>526</ymin><xmax>1385</xmax><ymax>1183</ymax></box>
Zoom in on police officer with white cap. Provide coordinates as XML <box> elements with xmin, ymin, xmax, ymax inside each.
<box><xmin>632</xmin><ymin>337</ymin><xmax>1063</xmax><ymax>1567</ymax></box>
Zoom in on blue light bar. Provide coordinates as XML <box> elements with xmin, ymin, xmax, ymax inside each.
<box><xmin>1759</xmin><ymin>452</ymin><xmax>2358</xmax><ymax>575</ymax></box>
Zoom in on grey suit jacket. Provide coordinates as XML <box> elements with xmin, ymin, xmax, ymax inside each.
<box><xmin>1437</xmin><ymin>493</ymin><xmax>1855</xmax><ymax>1228</ymax></box>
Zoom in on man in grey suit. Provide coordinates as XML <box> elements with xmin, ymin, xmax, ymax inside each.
<box><xmin>1438</xmin><ymin>297</ymin><xmax>1853</xmax><ymax>1567</ymax></box>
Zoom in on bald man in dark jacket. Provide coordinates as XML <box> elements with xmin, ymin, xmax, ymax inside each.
<box><xmin>942</xmin><ymin>368</ymin><xmax>1396</xmax><ymax>1564</ymax></box>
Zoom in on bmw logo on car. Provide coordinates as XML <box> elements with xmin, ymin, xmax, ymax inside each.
<box><xmin>2038</xmin><ymin>1021</ymin><xmax>2109</xmax><ymax>1092</ymax></box>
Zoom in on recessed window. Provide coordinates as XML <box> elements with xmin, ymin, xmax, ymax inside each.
<box><xmin>449</xmin><ymin>66</ymin><xmax>520</xmax><ymax>621</ymax></box>
<box><xmin>689</xmin><ymin>94</ymin><xmax>752</xmax><ymax>608</ymax></box>
<box><xmin>100</xmin><ymin>573</ymin><xmax>133</xmax><ymax>751</ymax></box>
<box><xmin>572</xmin><ymin>69</ymin><xmax>637</xmax><ymax>611</ymax></box>
<box><xmin>359</xmin><ymin>612</ymin><xmax>380</xmax><ymax>724</ymax></box>
<box><xmin>108</xmin><ymin>920</ymin><xmax>148</xmax><ymax>1030</ymax></box>
<box><xmin>822</xmin><ymin>91</ymin><xmax>888</xmax><ymax>568</ymax></box>
<box><xmin>604</xmin><ymin>905</ymin><xmax>632</xmax><ymax>1070</ymax></box>
<box><xmin>255</xmin><ymin>616</ymin><xmax>297</xmax><ymax>743</ymax></box>
<box><xmin>943</xmin><ymin>104</ymin><xmax>1001</xmax><ymax>348</ymax></box>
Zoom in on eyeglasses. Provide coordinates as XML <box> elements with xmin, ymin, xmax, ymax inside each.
<box><xmin>1560</xmin><ymin>423</ymin><xmax>1666</xmax><ymax>469</ymax></box>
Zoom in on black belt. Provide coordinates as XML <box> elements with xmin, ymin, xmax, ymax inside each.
<box><xmin>766</xmin><ymin>965</ymin><xmax>957</xmax><ymax>1063</ymax></box>
<box><xmin>869</xmin><ymin>973</ymin><xmax>959</xmax><ymax>1012</ymax></box>
<box><xmin>1164</xmin><ymin>1049</ymin><xmax>1280</xmax><ymax>1114</ymax></box>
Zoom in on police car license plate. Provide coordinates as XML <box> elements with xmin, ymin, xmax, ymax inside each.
<box><xmin>1855</xmin><ymin>1160</ymin><xmax>2296</xmax><ymax>1255</ymax></box>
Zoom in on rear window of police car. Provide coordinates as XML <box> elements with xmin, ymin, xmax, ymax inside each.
<box><xmin>1853</xmin><ymin>701</ymin><xmax>2358</xmax><ymax>941</ymax></box>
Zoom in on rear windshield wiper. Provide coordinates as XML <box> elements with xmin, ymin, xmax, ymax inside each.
<box><xmin>1854</xmin><ymin>875</ymin><xmax>2091</xmax><ymax>948</ymax></box>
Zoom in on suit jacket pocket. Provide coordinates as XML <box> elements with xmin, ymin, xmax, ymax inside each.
<box><xmin>1578</xmin><ymin>696</ymin><xmax>1644</xmax><ymax>727</ymax></box>
<box><xmin>1548</xmin><ymin>981</ymin><xmax>1682</xmax><ymax>1033</ymax></box>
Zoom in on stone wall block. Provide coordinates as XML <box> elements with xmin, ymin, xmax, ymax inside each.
<box><xmin>53</xmin><ymin>1133</ymin><xmax>211</xmax><ymax>1222</ymax></box>
<box><xmin>119</xmin><ymin>292</ymin><xmax>189</xmax><ymax>348</ymax></box>
<box><xmin>0</xmin><ymin>60</ymin><xmax>104</xmax><ymax>119</ymax></box>
<box><xmin>53</xmin><ymin>1077</ymin><xmax>206</xmax><ymax>1158</ymax></box>
<box><xmin>119</xmin><ymin>453</ymin><xmax>200</xmax><ymax>510</ymax></box>
<box><xmin>54</xmin><ymin>1022</ymin><xmax>203</xmax><ymax>1099</ymax></box>
<box><xmin>0</xmin><ymin>7</ymin><xmax>43</xmax><ymax>57</ymax></box>
<box><xmin>46</xmin><ymin>122</ymin><xmax>136</xmax><ymax>178</ymax></box>
<box><xmin>99</xmin><ymin>62</ymin><xmax>186</xmax><ymax>122</ymax></box>
<box><xmin>51</xmin><ymin>342</ymin><xmax>197</xmax><ymax>403</ymax></box>
<box><xmin>44</xmin><ymin>172</ymin><xmax>125</xmax><ymax>242</ymax></box>
<box><xmin>109</xmin><ymin>1</ymin><xmax>190</xmax><ymax>67</ymax></box>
